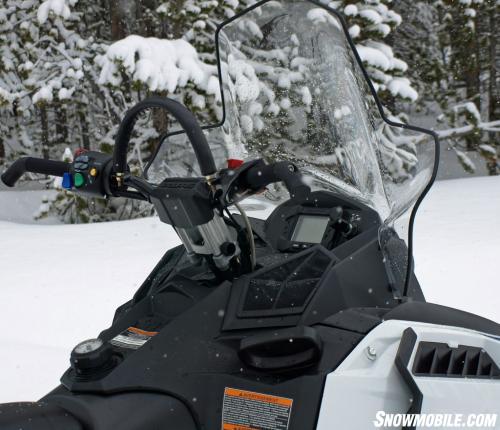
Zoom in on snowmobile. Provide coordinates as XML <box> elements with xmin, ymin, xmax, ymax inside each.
<box><xmin>1</xmin><ymin>0</ymin><xmax>500</xmax><ymax>429</ymax></box>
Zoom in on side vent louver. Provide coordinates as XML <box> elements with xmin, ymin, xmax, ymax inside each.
<box><xmin>413</xmin><ymin>341</ymin><xmax>500</xmax><ymax>379</ymax></box>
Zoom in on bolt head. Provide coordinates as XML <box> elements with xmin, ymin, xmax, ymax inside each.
<box><xmin>366</xmin><ymin>345</ymin><xmax>377</xmax><ymax>360</ymax></box>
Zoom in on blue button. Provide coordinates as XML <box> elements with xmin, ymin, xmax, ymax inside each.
<box><xmin>62</xmin><ymin>172</ymin><xmax>73</xmax><ymax>189</ymax></box>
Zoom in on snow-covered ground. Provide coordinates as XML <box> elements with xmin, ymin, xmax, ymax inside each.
<box><xmin>0</xmin><ymin>176</ymin><xmax>499</xmax><ymax>402</ymax></box>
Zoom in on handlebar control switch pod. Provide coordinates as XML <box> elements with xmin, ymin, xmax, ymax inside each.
<box><xmin>0</xmin><ymin>151</ymin><xmax>113</xmax><ymax>199</ymax></box>
<box><xmin>66</xmin><ymin>151</ymin><xmax>114</xmax><ymax>198</ymax></box>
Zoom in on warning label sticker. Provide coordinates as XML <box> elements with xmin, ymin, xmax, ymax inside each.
<box><xmin>222</xmin><ymin>388</ymin><xmax>293</xmax><ymax>430</ymax></box>
<box><xmin>110</xmin><ymin>327</ymin><xmax>158</xmax><ymax>350</ymax></box>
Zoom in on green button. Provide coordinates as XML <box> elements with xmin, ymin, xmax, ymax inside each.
<box><xmin>74</xmin><ymin>172</ymin><xmax>85</xmax><ymax>188</ymax></box>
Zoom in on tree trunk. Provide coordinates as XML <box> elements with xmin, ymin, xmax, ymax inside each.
<box><xmin>55</xmin><ymin>104</ymin><xmax>68</xmax><ymax>146</ymax></box>
<box><xmin>488</xmin><ymin>5</ymin><xmax>499</xmax><ymax>123</ymax></box>
<box><xmin>110</xmin><ymin>0</ymin><xmax>125</xmax><ymax>40</ymax></box>
<box><xmin>487</xmin><ymin>5</ymin><xmax>499</xmax><ymax>175</ymax></box>
<box><xmin>79</xmin><ymin>109</ymin><xmax>91</xmax><ymax>150</ymax></box>
<box><xmin>463</xmin><ymin>20</ymin><xmax>481</xmax><ymax>151</ymax></box>
<box><xmin>148</xmin><ymin>90</ymin><xmax>170</xmax><ymax>161</ymax></box>
<box><xmin>110</xmin><ymin>0</ymin><xmax>136</xmax><ymax>40</ymax></box>
<box><xmin>40</xmin><ymin>106</ymin><xmax>50</xmax><ymax>159</ymax></box>
<box><xmin>136</xmin><ymin>0</ymin><xmax>157</xmax><ymax>37</ymax></box>
<box><xmin>0</xmin><ymin>139</ymin><xmax>5</xmax><ymax>161</ymax></box>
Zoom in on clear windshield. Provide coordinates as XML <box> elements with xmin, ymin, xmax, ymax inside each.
<box><xmin>147</xmin><ymin>0</ymin><xmax>438</xmax><ymax>295</ymax></box>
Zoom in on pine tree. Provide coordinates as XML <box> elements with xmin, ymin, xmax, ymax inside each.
<box><xmin>335</xmin><ymin>0</ymin><xmax>418</xmax><ymax>103</ymax></box>
<box><xmin>393</xmin><ymin>0</ymin><xmax>499</xmax><ymax>175</ymax></box>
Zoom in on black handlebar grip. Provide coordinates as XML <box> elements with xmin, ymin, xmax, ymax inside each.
<box><xmin>273</xmin><ymin>162</ymin><xmax>311</xmax><ymax>201</ymax></box>
<box><xmin>243</xmin><ymin>161</ymin><xmax>311</xmax><ymax>201</ymax></box>
<box><xmin>1</xmin><ymin>157</ymin><xmax>70</xmax><ymax>187</ymax></box>
<box><xmin>243</xmin><ymin>162</ymin><xmax>279</xmax><ymax>190</ymax></box>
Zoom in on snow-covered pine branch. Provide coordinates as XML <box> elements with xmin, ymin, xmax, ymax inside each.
<box><xmin>336</xmin><ymin>0</ymin><xmax>418</xmax><ymax>102</ymax></box>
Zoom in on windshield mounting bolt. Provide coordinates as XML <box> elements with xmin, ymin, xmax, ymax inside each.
<box><xmin>366</xmin><ymin>346</ymin><xmax>377</xmax><ymax>361</ymax></box>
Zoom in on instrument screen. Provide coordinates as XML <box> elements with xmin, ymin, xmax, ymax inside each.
<box><xmin>291</xmin><ymin>215</ymin><xmax>330</xmax><ymax>244</ymax></box>
<box><xmin>264</xmin><ymin>191</ymin><xmax>382</xmax><ymax>253</ymax></box>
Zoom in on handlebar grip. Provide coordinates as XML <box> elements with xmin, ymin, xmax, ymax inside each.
<box><xmin>243</xmin><ymin>161</ymin><xmax>311</xmax><ymax>200</ymax></box>
<box><xmin>243</xmin><ymin>163</ymin><xmax>279</xmax><ymax>190</ymax></box>
<box><xmin>273</xmin><ymin>162</ymin><xmax>311</xmax><ymax>201</ymax></box>
<box><xmin>1</xmin><ymin>157</ymin><xmax>70</xmax><ymax>187</ymax></box>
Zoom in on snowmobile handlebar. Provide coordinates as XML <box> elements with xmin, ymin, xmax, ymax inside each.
<box><xmin>112</xmin><ymin>96</ymin><xmax>217</xmax><ymax>180</ymax></box>
<box><xmin>242</xmin><ymin>161</ymin><xmax>311</xmax><ymax>201</ymax></box>
<box><xmin>1</xmin><ymin>157</ymin><xmax>70</xmax><ymax>187</ymax></box>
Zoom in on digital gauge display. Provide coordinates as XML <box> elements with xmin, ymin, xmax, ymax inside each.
<box><xmin>291</xmin><ymin>215</ymin><xmax>330</xmax><ymax>244</ymax></box>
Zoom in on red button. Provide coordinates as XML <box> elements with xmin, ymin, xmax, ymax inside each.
<box><xmin>227</xmin><ymin>159</ymin><xmax>244</xmax><ymax>169</ymax></box>
<box><xmin>74</xmin><ymin>148</ymin><xmax>87</xmax><ymax>157</ymax></box>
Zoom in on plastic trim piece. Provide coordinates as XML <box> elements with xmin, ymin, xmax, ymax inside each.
<box><xmin>239</xmin><ymin>326</ymin><xmax>323</xmax><ymax>370</ymax></box>
<box><xmin>394</xmin><ymin>328</ymin><xmax>422</xmax><ymax>430</ymax></box>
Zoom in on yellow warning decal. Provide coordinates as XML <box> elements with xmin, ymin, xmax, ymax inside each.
<box><xmin>222</xmin><ymin>388</ymin><xmax>293</xmax><ymax>430</ymax></box>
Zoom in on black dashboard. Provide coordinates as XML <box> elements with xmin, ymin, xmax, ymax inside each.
<box><xmin>264</xmin><ymin>191</ymin><xmax>381</xmax><ymax>253</ymax></box>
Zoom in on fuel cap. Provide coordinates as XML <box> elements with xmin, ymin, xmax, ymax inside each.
<box><xmin>70</xmin><ymin>338</ymin><xmax>113</xmax><ymax>374</ymax></box>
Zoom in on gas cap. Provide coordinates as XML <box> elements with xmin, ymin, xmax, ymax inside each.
<box><xmin>70</xmin><ymin>338</ymin><xmax>113</xmax><ymax>375</ymax></box>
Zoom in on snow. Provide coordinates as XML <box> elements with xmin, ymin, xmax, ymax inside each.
<box><xmin>96</xmin><ymin>36</ymin><xmax>217</xmax><ymax>94</ymax></box>
<box><xmin>455</xmin><ymin>102</ymin><xmax>481</xmax><ymax>124</ymax></box>
<box><xmin>357</xmin><ymin>45</ymin><xmax>391</xmax><ymax>70</ymax></box>
<box><xmin>37</xmin><ymin>0</ymin><xmax>71</xmax><ymax>24</ymax></box>
<box><xmin>464</xmin><ymin>8</ymin><xmax>477</xmax><ymax>17</ymax></box>
<box><xmin>376</xmin><ymin>23</ymin><xmax>391</xmax><ymax>37</ymax></box>
<box><xmin>306</xmin><ymin>8</ymin><xmax>342</xmax><ymax>29</ymax></box>
<box><xmin>387</xmin><ymin>77</ymin><xmax>419</xmax><ymax>102</ymax></box>
<box><xmin>359</xmin><ymin>9</ymin><xmax>383</xmax><ymax>25</ymax></box>
<box><xmin>348</xmin><ymin>24</ymin><xmax>361</xmax><ymax>39</ymax></box>
<box><xmin>278</xmin><ymin>73</ymin><xmax>292</xmax><ymax>89</ymax></box>
<box><xmin>334</xmin><ymin>105</ymin><xmax>352</xmax><ymax>119</ymax></box>
<box><xmin>344</xmin><ymin>5</ymin><xmax>358</xmax><ymax>16</ymax></box>
<box><xmin>300</xmin><ymin>86</ymin><xmax>312</xmax><ymax>106</ymax></box>
<box><xmin>280</xmin><ymin>97</ymin><xmax>291</xmax><ymax>109</ymax></box>
<box><xmin>156</xmin><ymin>4</ymin><xmax>169</xmax><ymax>14</ymax></box>
<box><xmin>455</xmin><ymin>149</ymin><xmax>476</xmax><ymax>173</ymax></box>
<box><xmin>32</xmin><ymin>86</ymin><xmax>53</xmax><ymax>104</ymax></box>
<box><xmin>57</xmin><ymin>87</ymin><xmax>74</xmax><ymax>100</ymax></box>
<box><xmin>228</xmin><ymin>55</ymin><xmax>260</xmax><ymax>104</ymax></box>
<box><xmin>1</xmin><ymin>176</ymin><xmax>500</xmax><ymax>402</ymax></box>
<box><xmin>240</xmin><ymin>114</ymin><xmax>253</xmax><ymax>133</ymax></box>
<box><xmin>413</xmin><ymin>176</ymin><xmax>500</xmax><ymax>325</ymax></box>
<box><xmin>479</xmin><ymin>144</ymin><xmax>497</xmax><ymax>156</ymax></box>
<box><xmin>0</xmin><ymin>87</ymin><xmax>14</xmax><ymax>106</ymax></box>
